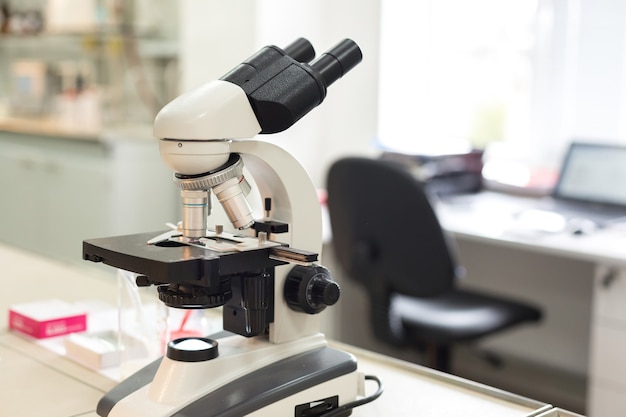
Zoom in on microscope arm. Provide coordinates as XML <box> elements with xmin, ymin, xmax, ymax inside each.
<box><xmin>231</xmin><ymin>140</ymin><xmax>324</xmax><ymax>343</ymax></box>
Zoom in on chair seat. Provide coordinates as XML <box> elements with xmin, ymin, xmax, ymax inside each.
<box><xmin>392</xmin><ymin>289</ymin><xmax>542</xmax><ymax>345</ymax></box>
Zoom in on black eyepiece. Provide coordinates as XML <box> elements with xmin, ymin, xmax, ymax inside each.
<box><xmin>311</xmin><ymin>39</ymin><xmax>363</xmax><ymax>88</ymax></box>
<box><xmin>283</xmin><ymin>37</ymin><xmax>316</xmax><ymax>63</ymax></box>
<box><xmin>222</xmin><ymin>37</ymin><xmax>363</xmax><ymax>133</ymax></box>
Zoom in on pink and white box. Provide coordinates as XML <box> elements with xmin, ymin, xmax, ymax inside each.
<box><xmin>9</xmin><ymin>299</ymin><xmax>87</xmax><ymax>339</ymax></box>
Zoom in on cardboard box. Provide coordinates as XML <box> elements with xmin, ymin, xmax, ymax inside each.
<box><xmin>9</xmin><ymin>299</ymin><xmax>87</xmax><ymax>339</ymax></box>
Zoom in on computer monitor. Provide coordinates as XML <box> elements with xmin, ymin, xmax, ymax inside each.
<box><xmin>553</xmin><ymin>141</ymin><xmax>626</xmax><ymax>207</ymax></box>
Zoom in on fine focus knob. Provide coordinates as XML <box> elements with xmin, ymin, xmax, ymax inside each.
<box><xmin>284</xmin><ymin>265</ymin><xmax>340</xmax><ymax>314</ymax></box>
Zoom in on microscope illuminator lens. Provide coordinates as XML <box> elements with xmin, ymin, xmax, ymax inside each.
<box><xmin>167</xmin><ymin>337</ymin><xmax>219</xmax><ymax>362</ymax></box>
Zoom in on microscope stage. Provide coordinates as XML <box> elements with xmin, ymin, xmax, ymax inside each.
<box><xmin>83</xmin><ymin>231</ymin><xmax>287</xmax><ymax>285</ymax></box>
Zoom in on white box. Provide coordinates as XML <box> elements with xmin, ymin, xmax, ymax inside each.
<box><xmin>65</xmin><ymin>330</ymin><xmax>147</xmax><ymax>370</ymax></box>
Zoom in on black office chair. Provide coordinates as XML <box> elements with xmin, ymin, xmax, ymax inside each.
<box><xmin>326</xmin><ymin>157</ymin><xmax>542</xmax><ymax>372</ymax></box>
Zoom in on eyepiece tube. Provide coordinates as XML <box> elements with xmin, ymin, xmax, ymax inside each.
<box><xmin>283</xmin><ymin>38</ymin><xmax>316</xmax><ymax>63</ymax></box>
<box><xmin>310</xmin><ymin>39</ymin><xmax>362</xmax><ymax>88</ymax></box>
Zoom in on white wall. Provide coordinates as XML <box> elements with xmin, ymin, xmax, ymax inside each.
<box><xmin>179</xmin><ymin>0</ymin><xmax>381</xmax><ymax>188</ymax></box>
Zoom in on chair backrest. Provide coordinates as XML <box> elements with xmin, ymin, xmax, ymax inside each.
<box><xmin>326</xmin><ymin>157</ymin><xmax>457</xmax><ymax>298</ymax></box>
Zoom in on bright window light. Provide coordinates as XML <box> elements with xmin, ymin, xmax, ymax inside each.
<box><xmin>378</xmin><ymin>0</ymin><xmax>539</xmax><ymax>154</ymax></box>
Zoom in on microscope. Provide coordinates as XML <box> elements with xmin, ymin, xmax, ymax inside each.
<box><xmin>83</xmin><ymin>38</ymin><xmax>380</xmax><ymax>416</ymax></box>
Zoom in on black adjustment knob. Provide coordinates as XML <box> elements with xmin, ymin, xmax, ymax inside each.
<box><xmin>157</xmin><ymin>285</ymin><xmax>231</xmax><ymax>309</ymax></box>
<box><xmin>284</xmin><ymin>265</ymin><xmax>340</xmax><ymax>314</ymax></box>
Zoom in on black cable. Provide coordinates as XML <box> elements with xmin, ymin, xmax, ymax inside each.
<box><xmin>319</xmin><ymin>374</ymin><xmax>384</xmax><ymax>417</ymax></box>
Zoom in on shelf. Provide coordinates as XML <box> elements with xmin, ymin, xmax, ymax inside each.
<box><xmin>0</xmin><ymin>32</ymin><xmax>178</xmax><ymax>59</ymax></box>
<box><xmin>0</xmin><ymin>116</ymin><xmax>101</xmax><ymax>140</ymax></box>
<box><xmin>0</xmin><ymin>116</ymin><xmax>156</xmax><ymax>143</ymax></box>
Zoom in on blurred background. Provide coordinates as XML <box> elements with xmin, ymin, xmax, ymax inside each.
<box><xmin>3</xmin><ymin>0</ymin><xmax>623</xmax><ymax>239</ymax></box>
<box><xmin>1</xmin><ymin>0</ymin><xmax>625</xmax><ymax>414</ymax></box>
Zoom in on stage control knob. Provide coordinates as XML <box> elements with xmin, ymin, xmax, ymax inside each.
<box><xmin>284</xmin><ymin>265</ymin><xmax>340</xmax><ymax>314</ymax></box>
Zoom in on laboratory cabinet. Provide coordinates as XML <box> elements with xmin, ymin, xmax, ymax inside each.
<box><xmin>0</xmin><ymin>130</ymin><xmax>178</xmax><ymax>264</ymax></box>
<box><xmin>588</xmin><ymin>265</ymin><xmax>626</xmax><ymax>417</ymax></box>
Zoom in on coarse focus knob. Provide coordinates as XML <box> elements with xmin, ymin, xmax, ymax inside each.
<box><xmin>284</xmin><ymin>265</ymin><xmax>340</xmax><ymax>314</ymax></box>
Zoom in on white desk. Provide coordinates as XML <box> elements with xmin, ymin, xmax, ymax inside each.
<box><xmin>0</xmin><ymin>243</ymin><xmax>577</xmax><ymax>417</ymax></box>
<box><xmin>435</xmin><ymin>191</ymin><xmax>626</xmax><ymax>417</ymax></box>
<box><xmin>436</xmin><ymin>191</ymin><xmax>626</xmax><ymax>266</ymax></box>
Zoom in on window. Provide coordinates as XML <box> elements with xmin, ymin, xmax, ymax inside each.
<box><xmin>377</xmin><ymin>0</ymin><xmax>538</xmax><ymax>155</ymax></box>
<box><xmin>379</xmin><ymin>0</ymin><xmax>626</xmax><ymax>175</ymax></box>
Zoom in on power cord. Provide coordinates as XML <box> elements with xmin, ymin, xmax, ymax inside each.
<box><xmin>320</xmin><ymin>375</ymin><xmax>384</xmax><ymax>417</ymax></box>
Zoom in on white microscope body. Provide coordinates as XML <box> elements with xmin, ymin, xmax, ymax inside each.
<box><xmin>84</xmin><ymin>38</ymin><xmax>369</xmax><ymax>417</ymax></box>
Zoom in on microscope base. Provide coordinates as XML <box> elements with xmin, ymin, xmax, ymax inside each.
<box><xmin>98</xmin><ymin>334</ymin><xmax>361</xmax><ymax>417</ymax></box>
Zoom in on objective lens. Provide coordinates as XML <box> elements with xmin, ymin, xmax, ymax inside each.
<box><xmin>181</xmin><ymin>190</ymin><xmax>209</xmax><ymax>239</ymax></box>
<box><xmin>213</xmin><ymin>177</ymin><xmax>254</xmax><ymax>230</ymax></box>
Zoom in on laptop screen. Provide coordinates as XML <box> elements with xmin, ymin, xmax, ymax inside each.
<box><xmin>554</xmin><ymin>141</ymin><xmax>626</xmax><ymax>207</ymax></box>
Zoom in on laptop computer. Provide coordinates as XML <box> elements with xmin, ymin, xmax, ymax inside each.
<box><xmin>540</xmin><ymin>141</ymin><xmax>626</xmax><ymax>225</ymax></box>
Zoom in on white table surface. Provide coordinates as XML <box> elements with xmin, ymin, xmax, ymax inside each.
<box><xmin>0</xmin><ymin>242</ymin><xmax>563</xmax><ymax>417</ymax></box>
<box><xmin>436</xmin><ymin>191</ymin><xmax>626</xmax><ymax>266</ymax></box>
